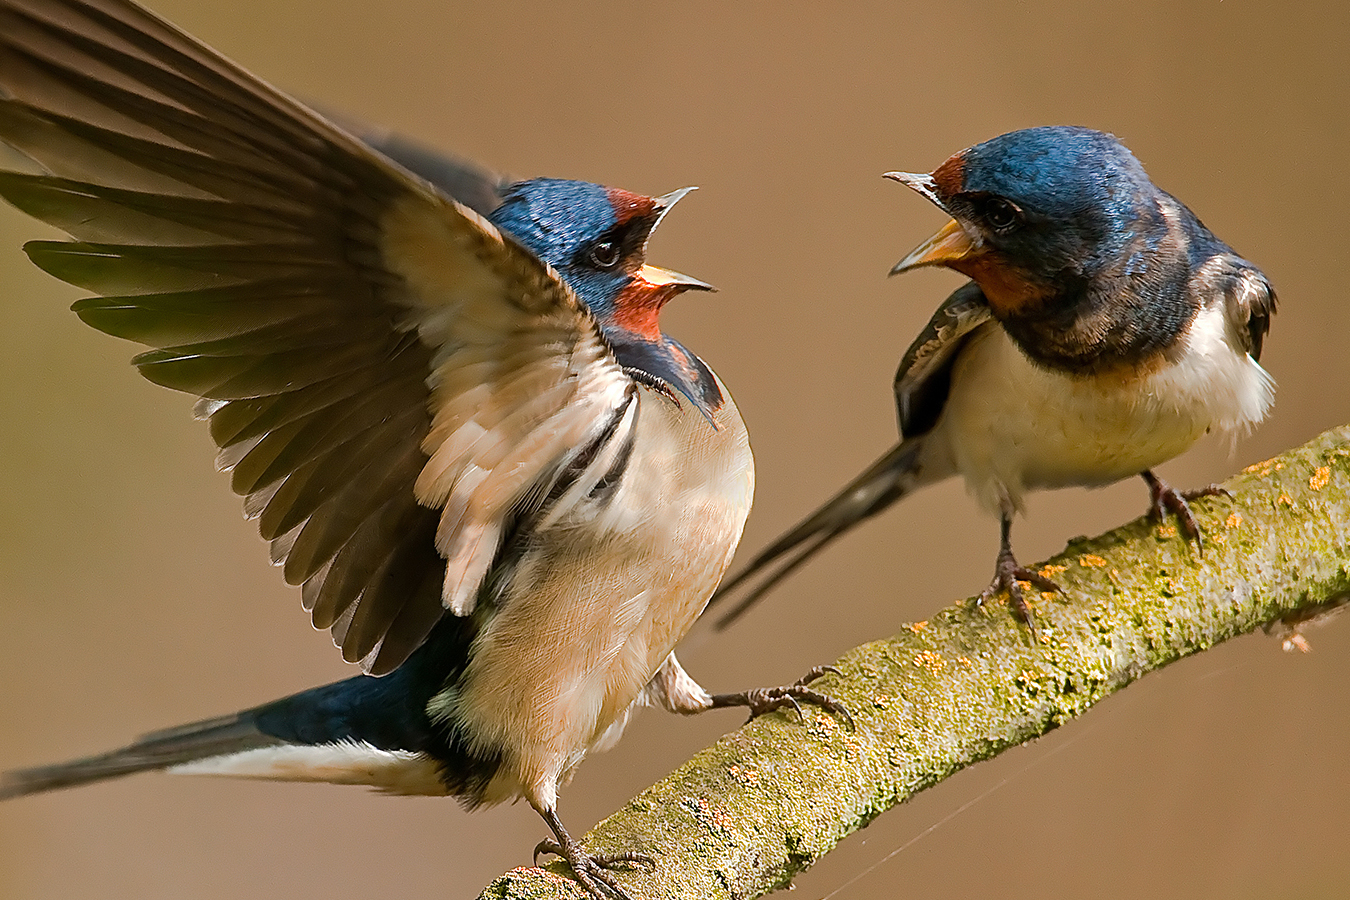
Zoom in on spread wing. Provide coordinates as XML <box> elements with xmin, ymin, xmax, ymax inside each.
<box><xmin>323</xmin><ymin>114</ymin><xmax>511</xmax><ymax>218</ymax></box>
<box><xmin>892</xmin><ymin>281</ymin><xmax>991</xmax><ymax>438</ymax></box>
<box><xmin>0</xmin><ymin>0</ymin><xmax>633</xmax><ymax>674</ymax></box>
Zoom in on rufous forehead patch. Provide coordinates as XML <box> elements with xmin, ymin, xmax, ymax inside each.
<box><xmin>605</xmin><ymin>188</ymin><xmax>659</xmax><ymax>227</ymax></box>
<box><xmin>930</xmin><ymin>151</ymin><xmax>966</xmax><ymax>199</ymax></box>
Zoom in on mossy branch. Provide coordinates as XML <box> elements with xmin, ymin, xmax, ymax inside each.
<box><xmin>480</xmin><ymin>425</ymin><xmax>1350</xmax><ymax>899</ymax></box>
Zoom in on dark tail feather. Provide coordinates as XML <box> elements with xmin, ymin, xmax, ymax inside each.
<box><xmin>0</xmin><ymin>711</ymin><xmax>281</xmax><ymax>800</ymax></box>
<box><xmin>710</xmin><ymin>438</ymin><xmax>926</xmax><ymax>629</ymax></box>
<box><xmin>1</xmin><ymin>615</ymin><xmax>497</xmax><ymax>802</ymax></box>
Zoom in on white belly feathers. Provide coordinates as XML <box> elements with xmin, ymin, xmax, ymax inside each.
<box><xmin>438</xmin><ymin>379</ymin><xmax>753</xmax><ymax>808</ymax></box>
<box><xmin>930</xmin><ymin>304</ymin><xmax>1274</xmax><ymax>514</ymax></box>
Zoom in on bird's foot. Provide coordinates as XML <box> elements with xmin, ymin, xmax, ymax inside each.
<box><xmin>708</xmin><ymin>666</ymin><xmax>854</xmax><ymax>728</ymax></box>
<box><xmin>1143</xmin><ymin>471</ymin><xmax>1232</xmax><ymax>553</ymax></box>
<box><xmin>978</xmin><ymin>548</ymin><xmax>1061</xmax><ymax>637</ymax></box>
<box><xmin>534</xmin><ymin>832</ymin><xmax>653</xmax><ymax>900</ymax></box>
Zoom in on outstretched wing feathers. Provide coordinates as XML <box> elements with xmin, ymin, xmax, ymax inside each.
<box><xmin>0</xmin><ymin>0</ymin><xmax>632</xmax><ymax>674</ymax></box>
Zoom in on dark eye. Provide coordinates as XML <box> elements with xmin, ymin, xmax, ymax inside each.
<box><xmin>587</xmin><ymin>240</ymin><xmax>621</xmax><ymax>269</ymax></box>
<box><xmin>980</xmin><ymin>197</ymin><xmax>1022</xmax><ymax>233</ymax></box>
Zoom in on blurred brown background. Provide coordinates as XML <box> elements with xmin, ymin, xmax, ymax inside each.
<box><xmin>1</xmin><ymin>1</ymin><xmax>1347</xmax><ymax>898</ymax></box>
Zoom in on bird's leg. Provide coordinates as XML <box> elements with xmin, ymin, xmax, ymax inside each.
<box><xmin>533</xmin><ymin>805</ymin><xmax>653</xmax><ymax>900</ymax></box>
<box><xmin>651</xmin><ymin>653</ymin><xmax>853</xmax><ymax>728</ymax></box>
<box><xmin>978</xmin><ymin>509</ymin><xmax>1060</xmax><ymax>635</ymax></box>
<box><xmin>1141</xmin><ymin>470</ymin><xmax>1232</xmax><ymax>553</ymax></box>
<box><xmin>706</xmin><ymin>665</ymin><xmax>854</xmax><ymax>728</ymax></box>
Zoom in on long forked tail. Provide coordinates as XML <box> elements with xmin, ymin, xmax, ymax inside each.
<box><xmin>2</xmin><ymin>618</ymin><xmax>494</xmax><ymax>802</ymax></box>
<box><xmin>0</xmin><ymin>712</ymin><xmax>282</xmax><ymax>800</ymax></box>
<box><xmin>708</xmin><ymin>438</ymin><xmax>927</xmax><ymax>629</ymax></box>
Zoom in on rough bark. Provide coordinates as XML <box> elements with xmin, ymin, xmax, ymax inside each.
<box><xmin>479</xmin><ymin>425</ymin><xmax>1350</xmax><ymax>899</ymax></box>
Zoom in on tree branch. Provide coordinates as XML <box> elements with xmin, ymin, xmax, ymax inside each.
<box><xmin>479</xmin><ymin>425</ymin><xmax>1350</xmax><ymax>899</ymax></box>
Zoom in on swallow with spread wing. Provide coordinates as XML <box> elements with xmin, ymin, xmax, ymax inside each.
<box><xmin>0</xmin><ymin>2</ymin><xmax>845</xmax><ymax>898</ymax></box>
<box><xmin>712</xmin><ymin>126</ymin><xmax>1276</xmax><ymax>632</ymax></box>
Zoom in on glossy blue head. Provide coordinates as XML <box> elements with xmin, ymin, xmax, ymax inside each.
<box><xmin>488</xmin><ymin>178</ymin><xmax>723</xmax><ymax>418</ymax></box>
<box><xmin>887</xmin><ymin>127</ymin><xmax>1161</xmax><ymax>317</ymax></box>
<box><xmin>489</xmin><ymin>178</ymin><xmax>712</xmax><ymax>339</ymax></box>
<box><xmin>959</xmin><ymin>126</ymin><xmax>1147</xmax><ymax>228</ymax></box>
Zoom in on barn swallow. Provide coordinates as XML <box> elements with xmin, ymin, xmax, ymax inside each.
<box><xmin>0</xmin><ymin>2</ymin><xmax>843</xmax><ymax>897</ymax></box>
<box><xmin>711</xmin><ymin>126</ymin><xmax>1276</xmax><ymax>631</ymax></box>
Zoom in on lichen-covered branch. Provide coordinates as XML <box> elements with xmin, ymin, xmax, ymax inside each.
<box><xmin>480</xmin><ymin>425</ymin><xmax>1350</xmax><ymax>900</ymax></box>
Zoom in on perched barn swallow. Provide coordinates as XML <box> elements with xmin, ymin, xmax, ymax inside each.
<box><xmin>0</xmin><ymin>1</ymin><xmax>843</xmax><ymax>897</ymax></box>
<box><xmin>711</xmin><ymin>126</ymin><xmax>1276</xmax><ymax>631</ymax></box>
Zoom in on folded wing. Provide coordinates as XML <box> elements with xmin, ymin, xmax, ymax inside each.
<box><xmin>892</xmin><ymin>281</ymin><xmax>991</xmax><ymax>438</ymax></box>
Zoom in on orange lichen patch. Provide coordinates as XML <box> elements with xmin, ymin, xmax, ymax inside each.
<box><xmin>956</xmin><ymin>656</ymin><xmax>973</xmax><ymax>669</ymax></box>
<box><xmin>1014</xmin><ymin>670</ymin><xmax>1044</xmax><ymax>693</ymax></box>
<box><xmin>1244</xmin><ymin>458</ymin><xmax>1285</xmax><ymax>477</ymax></box>
<box><xmin>1225</xmin><ymin>513</ymin><xmax>1243</xmax><ymax>529</ymax></box>
<box><xmin>1078</xmin><ymin>554</ymin><xmax>1108</xmax><ymax>568</ymax></box>
<box><xmin>1310</xmin><ymin>467</ymin><xmax>1331</xmax><ymax>490</ymax></box>
<box><xmin>871</xmin><ymin>694</ymin><xmax>892</xmax><ymax>709</ymax></box>
<box><xmin>727</xmin><ymin>765</ymin><xmax>760</xmax><ymax>787</ymax></box>
<box><xmin>836</xmin><ymin>729</ymin><xmax>862</xmax><ymax>764</ymax></box>
<box><xmin>1278</xmin><ymin>493</ymin><xmax>1295</xmax><ymax>507</ymax></box>
<box><xmin>1040</xmin><ymin>563</ymin><xmax>1069</xmax><ymax>577</ymax></box>
<box><xmin>804</xmin><ymin>710</ymin><xmax>848</xmax><ymax>747</ymax></box>
<box><xmin>1157</xmin><ymin>523</ymin><xmax>1178</xmax><ymax>539</ymax></box>
<box><xmin>683</xmin><ymin>795</ymin><xmax>733</xmax><ymax>835</ymax></box>
<box><xmin>913</xmin><ymin>650</ymin><xmax>945</xmax><ymax>673</ymax></box>
<box><xmin>908</xmin><ymin>620</ymin><xmax>929</xmax><ymax>633</ymax></box>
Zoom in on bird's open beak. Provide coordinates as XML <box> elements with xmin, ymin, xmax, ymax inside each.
<box><xmin>639</xmin><ymin>188</ymin><xmax>715</xmax><ymax>292</ymax></box>
<box><xmin>884</xmin><ymin>171</ymin><xmax>944</xmax><ymax>208</ymax></box>
<box><xmin>651</xmin><ymin>186</ymin><xmax>697</xmax><ymax>231</ymax></box>
<box><xmin>888</xmin><ymin>218</ymin><xmax>978</xmax><ymax>276</ymax></box>
<box><xmin>638</xmin><ymin>264</ymin><xmax>716</xmax><ymax>293</ymax></box>
<box><xmin>884</xmin><ymin>171</ymin><xmax>980</xmax><ymax>276</ymax></box>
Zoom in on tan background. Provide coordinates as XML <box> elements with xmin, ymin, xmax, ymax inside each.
<box><xmin>2</xmin><ymin>1</ymin><xmax>1347</xmax><ymax>898</ymax></box>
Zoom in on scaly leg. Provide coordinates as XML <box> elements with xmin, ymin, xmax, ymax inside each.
<box><xmin>533</xmin><ymin>805</ymin><xmax>653</xmax><ymax>900</ymax></box>
<box><xmin>1141</xmin><ymin>469</ymin><xmax>1232</xmax><ymax>553</ymax></box>
<box><xmin>707</xmin><ymin>666</ymin><xmax>853</xmax><ymax>727</ymax></box>
<box><xmin>978</xmin><ymin>509</ymin><xmax>1060</xmax><ymax>635</ymax></box>
<box><xmin>650</xmin><ymin>654</ymin><xmax>853</xmax><ymax>728</ymax></box>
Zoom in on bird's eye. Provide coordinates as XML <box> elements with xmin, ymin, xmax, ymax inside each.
<box><xmin>587</xmin><ymin>240</ymin><xmax>621</xmax><ymax>269</ymax></box>
<box><xmin>980</xmin><ymin>198</ymin><xmax>1022</xmax><ymax>233</ymax></box>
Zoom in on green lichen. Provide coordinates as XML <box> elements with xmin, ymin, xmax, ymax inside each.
<box><xmin>482</xmin><ymin>426</ymin><xmax>1350</xmax><ymax>900</ymax></box>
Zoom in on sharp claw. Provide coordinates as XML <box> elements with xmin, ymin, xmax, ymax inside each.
<box><xmin>1143</xmin><ymin>473</ymin><xmax>1229</xmax><ymax>555</ymax></box>
<box><xmin>980</xmin><ymin>550</ymin><xmax>1056</xmax><ymax>639</ymax></box>
<box><xmin>1004</xmin><ymin>578</ymin><xmax>1036</xmax><ymax>638</ymax></box>
<box><xmin>796</xmin><ymin>664</ymin><xmax>841</xmax><ymax>685</ymax></box>
<box><xmin>709</xmin><ymin>672</ymin><xmax>854</xmax><ymax>729</ymax></box>
<box><xmin>1021</xmin><ymin>569</ymin><xmax>1062</xmax><ymax>593</ymax></box>
<box><xmin>537</xmin><ymin>811</ymin><xmax>649</xmax><ymax>900</ymax></box>
<box><xmin>793</xmin><ymin>686</ymin><xmax>856</xmax><ymax>729</ymax></box>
